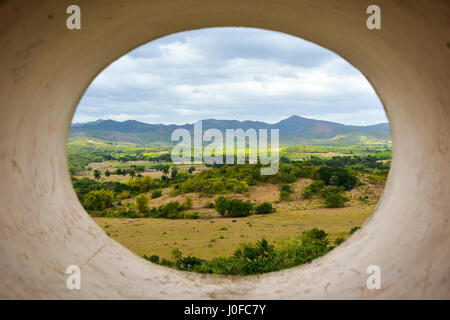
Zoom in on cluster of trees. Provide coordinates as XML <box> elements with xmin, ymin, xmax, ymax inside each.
<box><xmin>214</xmin><ymin>196</ymin><xmax>275</xmax><ymax>217</ymax></box>
<box><xmin>133</xmin><ymin>194</ymin><xmax>194</xmax><ymax>219</ymax></box>
<box><xmin>72</xmin><ymin>155</ymin><xmax>379</xmax><ymax>215</ymax></box>
<box><xmin>306</xmin><ymin>155</ymin><xmax>390</xmax><ymax>172</ymax></box>
<box><xmin>144</xmin><ymin>228</ymin><xmax>356</xmax><ymax>275</ymax></box>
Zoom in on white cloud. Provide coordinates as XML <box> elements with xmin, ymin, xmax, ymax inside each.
<box><xmin>73</xmin><ymin>27</ymin><xmax>386</xmax><ymax>125</ymax></box>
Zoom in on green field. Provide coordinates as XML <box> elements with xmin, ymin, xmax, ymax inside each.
<box><xmin>95</xmin><ymin>203</ymin><xmax>373</xmax><ymax>261</ymax></box>
<box><xmin>68</xmin><ymin>137</ymin><xmax>389</xmax><ymax>274</ymax></box>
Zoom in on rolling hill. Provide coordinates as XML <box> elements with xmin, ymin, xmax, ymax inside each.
<box><xmin>69</xmin><ymin>115</ymin><xmax>391</xmax><ymax>146</ymax></box>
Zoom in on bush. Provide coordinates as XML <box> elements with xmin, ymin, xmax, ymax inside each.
<box><xmin>214</xmin><ymin>196</ymin><xmax>253</xmax><ymax>217</ymax></box>
<box><xmin>135</xmin><ymin>194</ymin><xmax>149</xmax><ymax>214</ymax></box>
<box><xmin>316</xmin><ymin>166</ymin><xmax>357</xmax><ymax>190</ymax></box>
<box><xmin>334</xmin><ymin>237</ymin><xmax>345</xmax><ymax>246</ymax></box>
<box><xmin>321</xmin><ymin>186</ymin><xmax>349</xmax><ymax>208</ymax></box>
<box><xmin>182</xmin><ymin>196</ymin><xmax>193</xmax><ymax>210</ymax></box>
<box><xmin>151</xmin><ymin>189</ymin><xmax>162</xmax><ymax>199</ymax></box>
<box><xmin>349</xmin><ymin>226</ymin><xmax>360</xmax><ymax>234</ymax></box>
<box><xmin>279</xmin><ymin>184</ymin><xmax>292</xmax><ymax>201</ymax></box>
<box><xmin>183</xmin><ymin>211</ymin><xmax>199</xmax><ymax>219</ymax></box>
<box><xmin>160</xmin><ymin>228</ymin><xmax>334</xmax><ymax>276</ymax></box>
<box><xmin>301</xmin><ymin>187</ymin><xmax>313</xmax><ymax>199</ymax></box>
<box><xmin>255</xmin><ymin>202</ymin><xmax>275</xmax><ymax>214</ymax></box>
<box><xmin>152</xmin><ymin>201</ymin><xmax>183</xmax><ymax>219</ymax></box>
<box><xmin>280</xmin><ymin>184</ymin><xmax>292</xmax><ymax>193</ymax></box>
<box><xmin>128</xmin><ymin>176</ymin><xmax>154</xmax><ymax>193</ymax></box>
<box><xmin>143</xmin><ymin>254</ymin><xmax>160</xmax><ymax>263</ymax></box>
<box><xmin>180</xmin><ymin>256</ymin><xmax>203</xmax><ymax>270</ymax></box>
<box><xmin>120</xmin><ymin>209</ymin><xmax>140</xmax><ymax>218</ymax></box>
<box><xmin>279</xmin><ymin>190</ymin><xmax>291</xmax><ymax>201</ymax></box>
<box><xmin>83</xmin><ymin>189</ymin><xmax>115</xmax><ymax>211</ymax></box>
<box><xmin>214</xmin><ymin>196</ymin><xmax>229</xmax><ymax>216</ymax></box>
<box><xmin>228</xmin><ymin>199</ymin><xmax>253</xmax><ymax>217</ymax></box>
<box><xmin>204</xmin><ymin>201</ymin><xmax>214</xmax><ymax>208</ymax></box>
<box><xmin>309</xmin><ymin>180</ymin><xmax>325</xmax><ymax>193</ymax></box>
<box><xmin>116</xmin><ymin>190</ymin><xmax>130</xmax><ymax>200</ymax></box>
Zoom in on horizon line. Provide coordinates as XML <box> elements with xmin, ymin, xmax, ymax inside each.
<box><xmin>71</xmin><ymin>115</ymin><xmax>389</xmax><ymax>127</ymax></box>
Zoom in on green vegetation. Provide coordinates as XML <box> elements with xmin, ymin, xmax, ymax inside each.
<box><xmin>144</xmin><ymin>227</ymin><xmax>353</xmax><ymax>275</ymax></box>
<box><xmin>83</xmin><ymin>189</ymin><xmax>114</xmax><ymax>211</ymax></box>
<box><xmin>135</xmin><ymin>194</ymin><xmax>149</xmax><ymax>214</ymax></box>
<box><xmin>68</xmin><ymin>136</ymin><xmax>390</xmax><ymax>275</ymax></box>
<box><xmin>255</xmin><ymin>202</ymin><xmax>275</xmax><ymax>214</ymax></box>
<box><xmin>213</xmin><ymin>197</ymin><xmax>254</xmax><ymax>217</ymax></box>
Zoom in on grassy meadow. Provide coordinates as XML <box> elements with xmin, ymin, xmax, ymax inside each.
<box><xmin>68</xmin><ymin>137</ymin><xmax>389</xmax><ymax>274</ymax></box>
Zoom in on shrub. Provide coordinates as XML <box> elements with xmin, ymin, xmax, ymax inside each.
<box><xmin>301</xmin><ymin>187</ymin><xmax>313</xmax><ymax>199</ymax></box>
<box><xmin>214</xmin><ymin>196</ymin><xmax>253</xmax><ymax>217</ymax></box>
<box><xmin>316</xmin><ymin>166</ymin><xmax>357</xmax><ymax>190</ymax></box>
<box><xmin>184</xmin><ymin>211</ymin><xmax>199</xmax><ymax>219</ymax></box>
<box><xmin>321</xmin><ymin>186</ymin><xmax>349</xmax><ymax>208</ymax></box>
<box><xmin>180</xmin><ymin>256</ymin><xmax>203</xmax><ymax>270</ymax></box>
<box><xmin>135</xmin><ymin>194</ymin><xmax>149</xmax><ymax>214</ymax></box>
<box><xmin>228</xmin><ymin>199</ymin><xmax>253</xmax><ymax>217</ymax></box>
<box><xmin>143</xmin><ymin>254</ymin><xmax>160</xmax><ymax>263</ymax></box>
<box><xmin>279</xmin><ymin>190</ymin><xmax>291</xmax><ymax>201</ymax></box>
<box><xmin>309</xmin><ymin>180</ymin><xmax>325</xmax><ymax>193</ymax></box>
<box><xmin>116</xmin><ymin>190</ymin><xmax>130</xmax><ymax>200</ymax></box>
<box><xmin>255</xmin><ymin>202</ymin><xmax>275</xmax><ymax>214</ymax></box>
<box><xmin>280</xmin><ymin>184</ymin><xmax>292</xmax><ymax>193</ymax></box>
<box><xmin>182</xmin><ymin>196</ymin><xmax>193</xmax><ymax>210</ymax></box>
<box><xmin>153</xmin><ymin>201</ymin><xmax>183</xmax><ymax>219</ymax></box>
<box><xmin>128</xmin><ymin>176</ymin><xmax>154</xmax><ymax>193</ymax></box>
<box><xmin>122</xmin><ymin>209</ymin><xmax>140</xmax><ymax>218</ymax></box>
<box><xmin>204</xmin><ymin>201</ymin><xmax>214</xmax><ymax>208</ymax></box>
<box><xmin>151</xmin><ymin>189</ymin><xmax>162</xmax><ymax>199</ymax></box>
<box><xmin>279</xmin><ymin>184</ymin><xmax>292</xmax><ymax>201</ymax></box>
<box><xmin>160</xmin><ymin>258</ymin><xmax>174</xmax><ymax>267</ymax></box>
<box><xmin>83</xmin><ymin>189</ymin><xmax>115</xmax><ymax>211</ymax></box>
<box><xmin>214</xmin><ymin>196</ymin><xmax>230</xmax><ymax>216</ymax></box>
<box><xmin>349</xmin><ymin>226</ymin><xmax>360</xmax><ymax>234</ymax></box>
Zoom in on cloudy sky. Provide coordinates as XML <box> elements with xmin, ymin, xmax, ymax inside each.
<box><xmin>73</xmin><ymin>27</ymin><xmax>387</xmax><ymax>126</ymax></box>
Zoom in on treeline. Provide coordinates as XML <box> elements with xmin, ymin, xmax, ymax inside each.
<box><xmin>282</xmin><ymin>155</ymin><xmax>390</xmax><ymax>171</ymax></box>
<box><xmin>68</xmin><ymin>147</ymin><xmax>172</xmax><ymax>175</ymax></box>
<box><xmin>171</xmin><ymin>159</ymin><xmax>360</xmax><ymax>197</ymax></box>
<box><xmin>144</xmin><ymin>227</ymin><xmax>359</xmax><ymax>275</ymax></box>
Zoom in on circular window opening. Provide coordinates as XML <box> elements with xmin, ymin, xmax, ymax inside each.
<box><xmin>68</xmin><ymin>27</ymin><xmax>391</xmax><ymax>276</ymax></box>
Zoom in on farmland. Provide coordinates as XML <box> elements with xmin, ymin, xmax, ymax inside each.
<box><xmin>68</xmin><ymin>136</ymin><xmax>389</xmax><ymax>274</ymax></box>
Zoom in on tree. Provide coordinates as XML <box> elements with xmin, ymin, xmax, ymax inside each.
<box><xmin>171</xmin><ymin>167</ymin><xmax>178</xmax><ymax>179</ymax></box>
<box><xmin>151</xmin><ymin>189</ymin><xmax>162</xmax><ymax>199</ymax></box>
<box><xmin>105</xmin><ymin>170</ymin><xmax>111</xmax><ymax>178</ymax></box>
<box><xmin>128</xmin><ymin>169</ymin><xmax>136</xmax><ymax>179</ymax></box>
<box><xmin>188</xmin><ymin>166</ymin><xmax>196</xmax><ymax>174</ymax></box>
<box><xmin>321</xmin><ymin>186</ymin><xmax>349</xmax><ymax>208</ymax></box>
<box><xmin>83</xmin><ymin>189</ymin><xmax>114</xmax><ymax>211</ymax></box>
<box><xmin>214</xmin><ymin>196</ymin><xmax>229</xmax><ymax>216</ymax></box>
<box><xmin>182</xmin><ymin>196</ymin><xmax>193</xmax><ymax>210</ymax></box>
<box><xmin>93</xmin><ymin>169</ymin><xmax>101</xmax><ymax>181</ymax></box>
<box><xmin>162</xmin><ymin>165</ymin><xmax>170</xmax><ymax>175</ymax></box>
<box><xmin>128</xmin><ymin>176</ymin><xmax>153</xmax><ymax>193</ymax></box>
<box><xmin>255</xmin><ymin>202</ymin><xmax>275</xmax><ymax>214</ymax></box>
<box><xmin>279</xmin><ymin>184</ymin><xmax>292</xmax><ymax>201</ymax></box>
<box><xmin>135</xmin><ymin>194</ymin><xmax>149</xmax><ymax>214</ymax></box>
<box><xmin>228</xmin><ymin>199</ymin><xmax>253</xmax><ymax>217</ymax></box>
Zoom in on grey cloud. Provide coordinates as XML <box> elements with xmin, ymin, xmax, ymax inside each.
<box><xmin>74</xmin><ymin>27</ymin><xmax>386</xmax><ymax>125</ymax></box>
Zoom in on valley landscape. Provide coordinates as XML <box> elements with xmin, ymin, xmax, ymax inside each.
<box><xmin>68</xmin><ymin>115</ymin><xmax>391</xmax><ymax>275</ymax></box>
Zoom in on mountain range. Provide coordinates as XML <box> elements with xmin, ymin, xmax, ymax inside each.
<box><xmin>70</xmin><ymin>115</ymin><xmax>391</xmax><ymax>146</ymax></box>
